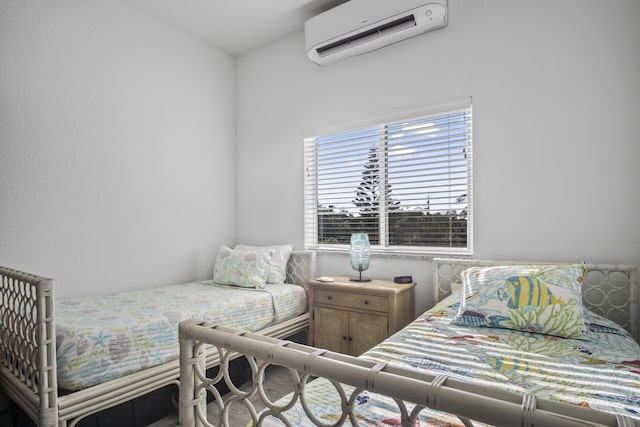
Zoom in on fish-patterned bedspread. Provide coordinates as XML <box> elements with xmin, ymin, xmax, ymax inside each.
<box><xmin>55</xmin><ymin>281</ymin><xmax>306</xmax><ymax>391</ymax></box>
<box><xmin>265</xmin><ymin>292</ymin><xmax>640</xmax><ymax>426</ymax></box>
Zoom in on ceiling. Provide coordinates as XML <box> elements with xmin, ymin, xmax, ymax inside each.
<box><xmin>122</xmin><ymin>0</ymin><xmax>350</xmax><ymax>56</ymax></box>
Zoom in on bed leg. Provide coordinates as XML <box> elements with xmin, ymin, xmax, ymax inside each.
<box><xmin>179</xmin><ymin>322</ymin><xmax>207</xmax><ymax>427</ymax></box>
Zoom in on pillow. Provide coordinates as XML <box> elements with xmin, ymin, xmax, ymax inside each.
<box><xmin>212</xmin><ymin>245</ymin><xmax>272</xmax><ymax>288</ymax></box>
<box><xmin>235</xmin><ymin>244</ymin><xmax>292</xmax><ymax>284</ymax></box>
<box><xmin>452</xmin><ymin>264</ymin><xmax>587</xmax><ymax>338</ymax></box>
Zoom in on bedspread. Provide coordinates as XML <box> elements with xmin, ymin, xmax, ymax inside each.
<box><xmin>270</xmin><ymin>292</ymin><xmax>640</xmax><ymax>426</ymax></box>
<box><xmin>55</xmin><ymin>281</ymin><xmax>306</xmax><ymax>391</ymax></box>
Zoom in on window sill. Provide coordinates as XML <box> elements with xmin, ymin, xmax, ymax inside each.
<box><xmin>307</xmin><ymin>245</ymin><xmax>473</xmax><ymax>260</ymax></box>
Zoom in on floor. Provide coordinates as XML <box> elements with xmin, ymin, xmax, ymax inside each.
<box><xmin>0</xmin><ymin>365</ymin><xmax>296</xmax><ymax>427</ymax></box>
<box><xmin>0</xmin><ymin>390</ymin><xmax>11</xmax><ymax>426</ymax></box>
<box><xmin>147</xmin><ymin>364</ymin><xmax>297</xmax><ymax>427</ymax></box>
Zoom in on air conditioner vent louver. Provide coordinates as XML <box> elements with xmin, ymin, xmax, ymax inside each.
<box><xmin>316</xmin><ymin>15</ymin><xmax>417</xmax><ymax>57</ymax></box>
<box><xmin>305</xmin><ymin>0</ymin><xmax>448</xmax><ymax>66</ymax></box>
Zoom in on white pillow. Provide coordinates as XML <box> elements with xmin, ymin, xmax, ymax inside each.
<box><xmin>235</xmin><ymin>244</ymin><xmax>293</xmax><ymax>284</ymax></box>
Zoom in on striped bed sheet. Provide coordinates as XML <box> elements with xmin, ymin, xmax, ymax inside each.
<box><xmin>55</xmin><ymin>281</ymin><xmax>306</xmax><ymax>391</ymax></box>
<box><xmin>265</xmin><ymin>291</ymin><xmax>640</xmax><ymax>426</ymax></box>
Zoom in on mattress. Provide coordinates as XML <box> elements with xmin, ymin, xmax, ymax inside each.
<box><xmin>266</xmin><ymin>291</ymin><xmax>640</xmax><ymax>426</ymax></box>
<box><xmin>55</xmin><ymin>281</ymin><xmax>306</xmax><ymax>391</ymax></box>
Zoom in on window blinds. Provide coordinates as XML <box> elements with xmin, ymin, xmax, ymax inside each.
<box><xmin>304</xmin><ymin>101</ymin><xmax>472</xmax><ymax>255</ymax></box>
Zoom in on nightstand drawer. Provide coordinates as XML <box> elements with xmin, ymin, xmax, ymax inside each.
<box><xmin>314</xmin><ymin>289</ymin><xmax>388</xmax><ymax>312</ymax></box>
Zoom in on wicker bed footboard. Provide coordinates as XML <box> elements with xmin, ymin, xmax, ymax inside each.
<box><xmin>0</xmin><ymin>250</ymin><xmax>316</xmax><ymax>427</ymax></box>
<box><xmin>178</xmin><ymin>321</ymin><xmax>639</xmax><ymax>427</ymax></box>
<box><xmin>0</xmin><ymin>267</ymin><xmax>57</xmax><ymax>427</ymax></box>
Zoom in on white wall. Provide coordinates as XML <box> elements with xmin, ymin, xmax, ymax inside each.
<box><xmin>236</xmin><ymin>0</ymin><xmax>640</xmax><ymax>314</ymax></box>
<box><xmin>0</xmin><ymin>1</ymin><xmax>237</xmax><ymax>298</ymax></box>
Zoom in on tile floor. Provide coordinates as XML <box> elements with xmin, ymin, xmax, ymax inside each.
<box><xmin>147</xmin><ymin>364</ymin><xmax>297</xmax><ymax>427</ymax></box>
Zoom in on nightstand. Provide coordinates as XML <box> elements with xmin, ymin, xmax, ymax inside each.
<box><xmin>308</xmin><ymin>276</ymin><xmax>416</xmax><ymax>356</ymax></box>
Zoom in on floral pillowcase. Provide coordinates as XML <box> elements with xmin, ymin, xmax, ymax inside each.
<box><xmin>212</xmin><ymin>245</ymin><xmax>273</xmax><ymax>288</ymax></box>
<box><xmin>452</xmin><ymin>263</ymin><xmax>588</xmax><ymax>338</ymax></box>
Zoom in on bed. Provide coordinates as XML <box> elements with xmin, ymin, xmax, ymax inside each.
<box><xmin>0</xmin><ymin>248</ymin><xmax>316</xmax><ymax>427</ymax></box>
<box><xmin>178</xmin><ymin>258</ymin><xmax>640</xmax><ymax>427</ymax></box>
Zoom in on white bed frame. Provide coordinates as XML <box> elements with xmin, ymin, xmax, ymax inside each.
<box><xmin>0</xmin><ymin>250</ymin><xmax>316</xmax><ymax>427</ymax></box>
<box><xmin>178</xmin><ymin>258</ymin><xmax>639</xmax><ymax>427</ymax></box>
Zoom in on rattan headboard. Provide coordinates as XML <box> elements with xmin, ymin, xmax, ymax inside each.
<box><xmin>433</xmin><ymin>258</ymin><xmax>639</xmax><ymax>342</ymax></box>
<box><xmin>285</xmin><ymin>250</ymin><xmax>317</xmax><ymax>290</ymax></box>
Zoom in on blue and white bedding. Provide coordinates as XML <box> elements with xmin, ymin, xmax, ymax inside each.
<box><xmin>265</xmin><ymin>291</ymin><xmax>640</xmax><ymax>426</ymax></box>
<box><xmin>55</xmin><ymin>281</ymin><xmax>306</xmax><ymax>391</ymax></box>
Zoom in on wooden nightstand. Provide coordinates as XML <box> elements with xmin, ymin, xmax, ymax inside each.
<box><xmin>308</xmin><ymin>276</ymin><xmax>416</xmax><ymax>356</ymax></box>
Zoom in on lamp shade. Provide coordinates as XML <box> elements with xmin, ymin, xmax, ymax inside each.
<box><xmin>350</xmin><ymin>233</ymin><xmax>371</xmax><ymax>282</ymax></box>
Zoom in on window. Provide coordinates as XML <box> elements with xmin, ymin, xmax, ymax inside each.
<box><xmin>304</xmin><ymin>99</ymin><xmax>472</xmax><ymax>256</ymax></box>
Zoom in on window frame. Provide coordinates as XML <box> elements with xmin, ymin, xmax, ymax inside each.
<box><xmin>304</xmin><ymin>98</ymin><xmax>473</xmax><ymax>257</ymax></box>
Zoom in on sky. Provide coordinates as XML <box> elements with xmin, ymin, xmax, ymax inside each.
<box><xmin>312</xmin><ymin>110</ymin><xmax>471</xmax><ymax>217</ymax></box>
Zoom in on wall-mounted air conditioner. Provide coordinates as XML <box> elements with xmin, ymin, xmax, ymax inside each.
<box><xmin>305</xmin><ymin>0</ymin><xmax>448</xmax><ymax>66</ymax></box>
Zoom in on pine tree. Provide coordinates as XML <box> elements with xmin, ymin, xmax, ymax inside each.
<box><xmin>352</xmin><ymin>146</ymin><xmax>400</xmax><ymax>216</ymax></box>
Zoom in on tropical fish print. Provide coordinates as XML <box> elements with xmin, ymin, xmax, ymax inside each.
<box><xmin>621</xmin><ymin>360</ymin><xmax>640</xmax><ymax>369</ymax></box>
<box><xmin>380</xmin><ymin>418</ymin><xmax>422</xmax><ymax>426</ymax></box>
<box><xmin>578</xmin><ymin>356</ymin><xmax>609</xmax><ymax>365</ymax></box>
<box><xmin>488</xmin><ymin>355</ymin><xmax>543</xmax><ymax>375</ymax></box>
<box><xmin>320</xmin><ymin>413</ymin><xmax>419</xmax><ymax>426</ymax></box>
<box><xmin>457</xmin><ymin>310</ymin><xmax>487</xmax><ymax>326</ymax></box>
<box><xmin>587</xmin><ymin>322</ymin><xmax>629</xmax><ymax>336</ymax></box>
<box><xmin>486</xmin><ymin>315</ymin><xmax>510</xmax><ymax>328</ymax></box>
<box><xmin>506</xmin><ymin>276</ymin><xmax>565</xmax><ymax>310</ymax></box>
